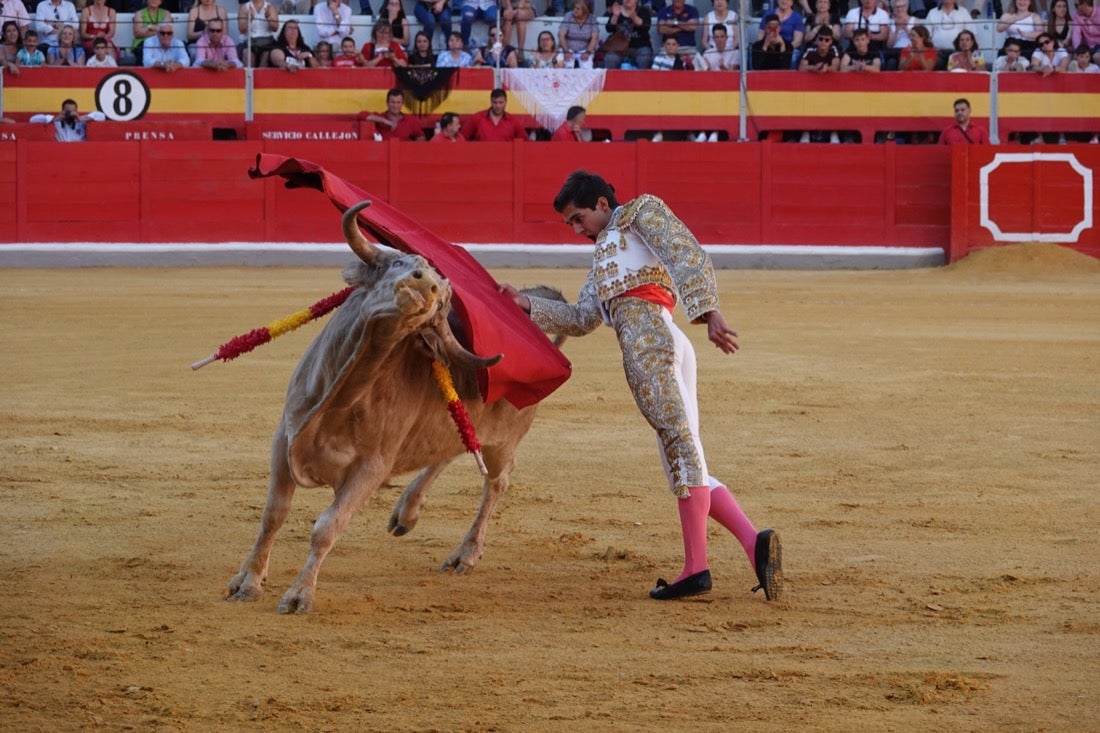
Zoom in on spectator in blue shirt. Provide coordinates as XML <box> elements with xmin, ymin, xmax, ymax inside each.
<box><xmin>143</xmin><ymin>22</ymin><xmax>188</xmax><ymax>71</ymax></box>
<box><xmin>657</xmin><ymin>0</ymin><xmax>699</xmax><ymax>48</ymax></box>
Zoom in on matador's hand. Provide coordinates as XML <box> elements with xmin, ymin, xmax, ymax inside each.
<box><xmin>704</xmin><ymin>310</ymin><xmax>739</xmax><ymax>354</ymax></box>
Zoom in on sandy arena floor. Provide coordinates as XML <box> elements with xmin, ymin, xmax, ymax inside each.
<box><xmin>0</xmin><ymin>244</ymin><xmax>1098</xmax><ymax>732</ymax></box>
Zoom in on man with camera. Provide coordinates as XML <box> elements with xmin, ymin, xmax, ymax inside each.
<box><xmin>29</xmin><ymin>99</ymin><xmax>106</xmax><ymax>142</ymax></box>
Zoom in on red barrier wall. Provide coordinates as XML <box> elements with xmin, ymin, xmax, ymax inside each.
<box><xmin>3</xmin><ymin>140</ymin><xmax>1095</xmax><ymax>262</ymax></box>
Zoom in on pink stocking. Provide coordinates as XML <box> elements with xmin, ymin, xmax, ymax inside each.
<box><xmin>708</xmin><ymin>485</ymin><xmax>757</xmax><ymax>563</ymax></box>
<box><xmin>674</xmin><ymin>486</ymin><xmax>711</xmax><ymax>583</ymax></box>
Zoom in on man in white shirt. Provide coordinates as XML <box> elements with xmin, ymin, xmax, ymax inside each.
<box><xmin>33</xmin><ymin>0</ymin><xmax>78</xmax><ymax>49</ymax></box>
<box><xmin>702</xmin><ymin>22</ymin><xmax>740</xmax><ymax>69</ymax></box>
<box><xmin>842</xmin><ymin>0</ymin><xmax>890</xmax><ymax>54</ymax></box>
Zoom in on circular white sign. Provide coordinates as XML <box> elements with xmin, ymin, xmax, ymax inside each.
<box><xmin>94</xmin><ymin>72</ymin><xmax>152</xmax><ymax>122</ymax></box>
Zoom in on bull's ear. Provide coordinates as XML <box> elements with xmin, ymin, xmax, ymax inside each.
<box><xmin>342</xmin><ymin>201</ymin><xmax>381</xmax><ymax>266</ymax></box>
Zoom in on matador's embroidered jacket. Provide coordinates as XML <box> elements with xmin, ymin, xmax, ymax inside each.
<box><xmin>528</xmin><ymin>193</ymin><xmax>721</xmax><ymax>335</ymax></box>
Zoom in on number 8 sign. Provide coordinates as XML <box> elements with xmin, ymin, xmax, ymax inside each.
<box><xmin>94</xmin><ymin>71</ymin><xmax>152</xmax><ymax>122</ymax></box>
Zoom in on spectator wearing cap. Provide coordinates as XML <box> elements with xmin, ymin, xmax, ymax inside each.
<box><xmin>144</xmin><ymin>22</ymin><xmax>188</xmax><ymax>71</ymax></box>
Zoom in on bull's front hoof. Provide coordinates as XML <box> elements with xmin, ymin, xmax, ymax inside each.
<box><xmin>439</xmin><ymin>545</ymin><xmax>481</xmax><ymax>575</ymax></box>
<box><xmin>226</xmin><ymin>572</ymin><xmax>264</xmax><ymax>602</ymax></box>
<box><xmin>387</xmin><ymin>504</ymin><xmax>419</xmax><ymax>537</ymax></box>
<box><xmin>278</xmin><ymin>588</ymin><xmax>314</xmax><ymax>614</ymax></box>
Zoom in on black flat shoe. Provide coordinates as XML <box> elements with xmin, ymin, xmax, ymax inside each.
<box><xmin>649</xmin><ymin>569</ymin><xmax>712</xmax><ymax>600</ymax></box>
<box><xmin>751</xmin><ymin>529</ymin><xmax>783</xmax><ymax>601</ymax></box>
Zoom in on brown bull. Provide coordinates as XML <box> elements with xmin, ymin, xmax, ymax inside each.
<box><xmin>226</xmin><ymin>201</ymin><xmax>549</xmax><ymax>614</ymax></box>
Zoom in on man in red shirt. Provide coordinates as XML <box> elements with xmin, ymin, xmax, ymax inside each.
<box><xmin>364</xmin><ymin>88</ymin><xmax>426</xmax><ymax>141</ymax></box>
<box><xmin>939</xmin><ymin>98</ymin><xmax>990</xmax><ymax>145</ymax></box>
<box><xmin>551</xmin><ymin>105</ymin><xmax>587</xmax><ymax>142</ymax></box>
<box><xmin>431</xmin><ymin>112</ymin><xmax>466</xmax><ymax>142</ymax></box>
<box><xmin>460</xmin><ymin>89</ymin><xmax>529</xmax><ymax>142</ymax></box>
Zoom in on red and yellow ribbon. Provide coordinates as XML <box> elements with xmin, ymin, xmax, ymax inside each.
<box><xmin>190</xmin><ymin>286</ymin><xmax>356</xmax><ymax>370</ymax></box>
<box><xmin>431</xmin><ymin>359</ymin><xmax>487</xmax><ymax>476</ymax></box>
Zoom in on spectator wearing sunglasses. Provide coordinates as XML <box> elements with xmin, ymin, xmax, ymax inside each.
<box><xmin>144</xmin><ymin>21</ymin><xmax>187</xmax><ymax>71</ymax></box>
<box><xmin>1031</xmin><ymin>32</ymin><xmax>1070</xmax><ymax>73</ymax></box>
<box><xmin>193</xmin><ymin>19</ymin><xmax>241</xmax><ymax>70</ymax></box>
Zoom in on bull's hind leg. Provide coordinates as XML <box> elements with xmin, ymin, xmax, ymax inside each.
<box><xmin>278</xmin><ymin>461</ymin><xmax>385</xmax><ymax>614</ymax></box>
<box><xmin>387</xmin><ymin>459</ymin><xmax>455</xmax><ymax>536</ymax></box>
<box><xmin>440</xmin><ymin>446</ymin><xmax>515</xmax><ymax>575</ymax></box>
<box><xmin>227</xmin><ymin>442</ymin><xmax>297</xmax><ymax>602</ymax></box>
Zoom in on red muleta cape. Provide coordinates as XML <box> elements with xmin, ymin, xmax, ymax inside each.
<box><xmin>249</xmin><ymin>153</ymin><xmax>571</xmax><ymax>410</ymax></box>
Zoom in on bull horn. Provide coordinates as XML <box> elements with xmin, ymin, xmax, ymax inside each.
<box><xmin>342</xmin><ymin>201</ymin><xmax>379</xmax><ymax>265</ymax></box>
<box><xmin>427</xmin><ymin>322</ymin><xmax>503</xmax><ymax>371</ymax></box>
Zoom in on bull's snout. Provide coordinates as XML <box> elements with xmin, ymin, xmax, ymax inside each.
<box><xmin>394</xmin><ymin>268</ymin><xmax>445</xmax><ymax>315</ymax></box>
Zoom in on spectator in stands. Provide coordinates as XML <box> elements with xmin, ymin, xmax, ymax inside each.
<box><xmin>431</xmin><ymin>111</ymin><xmax>465</xmax><ymax>141</ymax></box>
<box><xmin>144</xmin><ymin>21</ymin><xmax>187</xmax><ymax>70</ymax></box>
<box><xmin>603</xmin><ymin>0</ymin><xmax>655</xmax><ymax>69</ymax></box>
<box><xmin>1048</xmin><ymin>0</ymin><xmax>1073</xmax><ymax>51</ymax></box>
<box><xmin>35</xmin><ymin>0</ymin><xmax>78</xmax><ymax>52</ymax></box>
<box><xmin>414</xmin><ymin>0</ymin><xmax>452</xmax><ymax>52</ymax></box>
<box><xmin>333</xmin><ymin>35</ymin><xmax>362</xmax><ymax>65</ymax></box>
<box><xmin>997</xmin><ymin>0</ymin><xmax>1043</xmax><ymax>58</ymax></box>
<box><xmin>885</xmin><ymin>0</ymin><xmax>915</xmax><ymax>69</ymax></box>
<box><xmin>1067</xmin><ymin>42</ymin><xmax>1100</xmax><ymax>69</ymax></box>
<box><xmin>703</xmin><ymin>22</ymin><xmax>739</xmax><ymax>69</ymax></box>
<box><xmin>436</xmin><ymin>29</ymin><xmax>474</xmax><ymax>65</ymax></box>
<box><xmin>85</xmin><ymin>34</ymin><xmax>117</xmax><ymax>65</ymax></box>
<box><xmin>702</xmin><ymin>0</ymin><xmax>738</xmax><ymax>51</ymax></box>
<box><xmin>1</xmin><ymin>0</ymin><xmax>30</xmax><ymax>35</ymax></box>
<box><xmin>652</xmin><ymin>34</ymin><xmax>688</xmax><ymax>68</ymax></box>
<box><xmin>361</xmin><ymin>20</ymin><xmax>408</xmax><ymax>66</ymax></box>
<box><xmin>81</xmin><ymin>0</ymin><xmax>118</xmax><ymax>61</ymax></box>
<box><xmin>842</xmin><ymin>0</ymin><xmax>888</xmax><ymax>57</ymax></box>
<box><xmin>762</xmin><ymin>0</ymin><xmax>804</xmax><ymax>66</ymax></box>
<box><xmin>528</xmin><ymin>29</ymin><xmax>563</xmax><ymax>67</ymax></box>
<box><xmin>559</xmin><ymin>0</ymin><xmax>598</xmax><ymax>68</ymax></box>
<box><xmin>460</xmin><ymin>0</ymin><xmax>498</xmax><ymax>50</ymax></box>
<box><xmin>30</xmin><ymin>98</ymin><xmax>105</xmax><ymax>141</ymax></box>
<box><xmin>751</xmin><ymin>13</ymin><xmax>791</xmax><ymax>69</ymax></box>
<box><xmin>1031</xmin><ymin>32</ymin><xmax>1070</xmax><ymax>72</ymax></box>
<box><xmin>186</xmin><ymin>0</ymin><xmax>226</xmax><ymax>52</ymax></box>
<box><xmin>407</xmin><ymin>30</ymin><xmax>436</xmax><ymax>65</ymax></box>
<box><xmin>377</xmin><ymin>0</ymin><xmax>410</xmax><ymax>48</ymax></box>
<box><xmin>1</xmin><ymin>20</ymin><xmax>22</xmax><ymax>73</ymax></box>
<box><xmin>800</xmin><ymin>25</ymin><xmax>840</xmax><ymax>143</ymax></box>
<box><xmin>799</xmin><ymin>24</ymin><xmax>839</xmax><ymax>71</ymax></box>
<box><xmin>237</xmin><ymin>0</ymin><xmax>278</xmax><ymax>68</ymax></box>
<box><xmin>938</xmin><ymin>97</ymin><xmax>989</xmax><ymax>143</ymax></box>
<box><xmin>551</xmin><ymin>105</ymin><xmax>588</xmax><ymax>141</ymax></box>
<box><xmin>47</xmin><ymin>23</ymin><xmax>83</xmax><ymax>64</ymax></box>
<box><xmin>130</xmin><ymin>0</ymin><xmax>170</xmax><ymax>65</ymax></box>
<box><xmin>460</xmin><ymin>87</ymin><xmax>528</xmax><ymax>141</ymax></box>
<box><xmin>17</xmin><ymin>29</ymin><xmax>45</xmax><ymax>65</ymax></box>
<box><xmin>924</xmin><ymin>0</ymin><xmax>969</xmax><ymax>58</ymax></box>
<box><xmin>899</xmin><ymin>23</ymin><xmax>937</xmax><ymax>68</ymax></box>
<box><xmin>193</xmin><ymin>18</ymin><xmax>241</xmax><ymax>69</ymax></box>
<box><xmin>947</xmin><ymin>28</ymin><xmax>985</xmax><ymax>69</ymax></box>
<box><xmin>475</xmin><ymin>25</ymin><xmax>520</xmax><ymax>66</ymax></box>
<box><xmin>803</xmin><ymin>0</ymin><xmax>839</xmax><ymax>57</ymax></box>
<box><xmin>270</xmin><ymin>18</ymin><xmax>318</xmax><ymax>70</ymax></box>
<box><xmin>657</xmin><ymin>0</ymin><xmax>700</xmax><ymax>49</ymax></box>
<box><xmin>501</xmin><ymin>0</ymin><xmax>533</xmax><ymax>60</ymax></box>
<box><xmin>314</xmin><ymin>0</ymin><xmax>353</xmax><ymax>50</ymax></box>
<box><xmin>841</xmin><ymin>26</ymin><xmax>881</xmax><ymax>70</ymax></box>
<box><xmin>993</xmin><ymin>37</ymin><xmax>1030</xmax><ymax>68</ymax></box>
<box><xmin>314</xmin><ymin>40</ymin><xmax>334</xmax><ymax>66</ymax></box>
<box><xmin>1071</xmin><ymin>0</ymin><xmax>1100</xmax><ymax>65</ymax></box>
<box><xmin>365</xmin><ymin>88</ymin><xmax>427</xmax><ymax>140</ymax></box>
